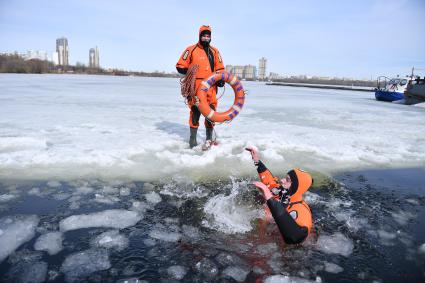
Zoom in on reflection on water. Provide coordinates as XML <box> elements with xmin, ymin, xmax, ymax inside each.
<box><xmin>1</xmin><ymin>173</ymin><xmax>425</xmax><ymax>282</ymax></box>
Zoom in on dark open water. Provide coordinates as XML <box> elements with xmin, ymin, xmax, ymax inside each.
<box><xmin>0</xmin><ymin>168</ymin><xmax>424</xmax><ymax>283</ymax></box>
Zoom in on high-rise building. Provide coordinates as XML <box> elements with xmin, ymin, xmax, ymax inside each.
<box><xmin>56</xmin><ymin>37</ymin><xmax>69</xmax><ymax>66</ymax></box>
<box><xmin>231</xmin><ymin>65</ymin><xmax>244</xmax><ymax>79</ymax></box>
<box><xmin>52</xmin><ymin>51</ymin><xmax>59</xmax><ymax>65</ymax></box>
<box><xmin>258</xmin><ymin>57</ymin><xmax>267</xmax><ymax>80</ymax></box>
<box><xmin>89</xmin><ymin>46</ymin><xmax>100</xmax><ymax>68</ymax></box>
<box><xmin>243</xmin><ymin>65</ymin><xmax>257</xmax><ymax>80</ymax></box>
<box><xmin>227</xmin><ymin>64</ymin><xmax>257</xmax><ymax>80</ymax></box>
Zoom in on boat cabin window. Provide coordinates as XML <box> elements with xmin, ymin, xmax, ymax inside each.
<box><xmin>389</xmin><ymin>79</ymin><xmax>400</xmax><ymax>85</ymax></box>
<box><xmin>400</xmin><ymin>79</ymin><xmax>407</xmax><ymax>86</ymax></box>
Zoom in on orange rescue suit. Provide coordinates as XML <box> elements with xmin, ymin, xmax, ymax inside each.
<box><xmin>257</xmin><ymin>162</ymin><xmax>313</xmax><ymax>242</ymax></box>
<box><xmin>176</xmin><ymin>26</ymin><xmax>224</xmax><ymax>128</ymax></box>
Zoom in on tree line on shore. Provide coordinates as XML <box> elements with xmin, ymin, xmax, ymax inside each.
<box><xmin>0</xmin><ymin>54</ymin><xmax>179</xmax><ymax>78</ymax></box>
<box><xmin>0</xmin><ymin>54</ymin><xmax>54</xmax><ymax>74</ymax></box>
<box><xmin>1</xmin><ymin>53</ymin><xmax>375</xmax><ymax>87</ymax></box>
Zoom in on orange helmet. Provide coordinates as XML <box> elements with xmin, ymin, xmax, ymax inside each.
<box><xmin>286</xmin><ymin>169</ymin><xmax>313</xmax><ymax>202</ymax></box>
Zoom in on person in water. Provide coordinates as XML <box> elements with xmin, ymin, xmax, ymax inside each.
<box><xmin>246</xmin><ymin>147</ymin><xmax>313</xmax><ymax>244</ymax></box>
<box><xmin>176</xmin><ymin>25</ymin><xmax>225</xmax><ymax>148</ymax></box>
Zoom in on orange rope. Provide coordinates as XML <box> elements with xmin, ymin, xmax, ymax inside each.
<box><xmin>180</xmin><ymin>64</ymin><xmax>199</xmax><ymax>102</ymax></box>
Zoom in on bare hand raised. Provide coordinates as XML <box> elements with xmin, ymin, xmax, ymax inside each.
<box><xmin>253</xmin><ymin>181</ymin><xmax>273</xmax><ymax>200</ymax></box>
<box><xmin>245</xmin><ymin>147</ymin><xmax>259</xmax><ymax>163</ymax></box>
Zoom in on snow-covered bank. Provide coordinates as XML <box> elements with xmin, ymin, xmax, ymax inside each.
<box><xmin>0</xmin><ymin>74</ymin><xmax>424</xmax><ymax>181</ymax></box>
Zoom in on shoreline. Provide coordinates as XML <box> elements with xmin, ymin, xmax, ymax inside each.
<box><xmin>266</xmin><ymin>82</ymin><xmax>374</xmax><ymax>92</ymax></box>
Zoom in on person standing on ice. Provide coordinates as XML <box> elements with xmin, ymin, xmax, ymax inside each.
<box><xmin>246</xmin><ymin>147</ymin><xmax>314</xmax><ymax>244</ymax></box>
<box><xmin>176</xmin><ymin>25</ymin><xmax>225</xmax><ymax>149</ymax></box>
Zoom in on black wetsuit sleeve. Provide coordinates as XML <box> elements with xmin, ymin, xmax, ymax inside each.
<box><xmin>176</xmin><ymin>67</ymin><xmax>188</xmax><ymax>75</ymax></box>
<box><xmin>256</xmin><ymin>160</ymin><xmax>267</xmax><ymax>173</ymax></box>
<box><xmin>267</xmin><ymin>199</ymin><xmax>308</xmax><ymax>244</ymax></box>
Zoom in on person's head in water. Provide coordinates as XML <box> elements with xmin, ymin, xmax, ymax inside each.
<box><xmin>281</xmin><ymin>169</ymin><xmax>313</xmax><ymax>202</ymax></box>
<box><xmin>199</xmin><ymin>25</ymin><xmax>211</xmax><ymax>48</ymax></box>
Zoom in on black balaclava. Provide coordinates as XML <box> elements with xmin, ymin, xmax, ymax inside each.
<box><xmin>199</xmin><ymin>30</ymin><xmax>211</xmax><ymax>48</ymax></box>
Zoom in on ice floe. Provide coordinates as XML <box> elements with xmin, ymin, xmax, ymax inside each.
<box><xmin>222</xmin><ymin>266</ymin><xmax>250</xmax><ymax>282</ymax></box>
<box><xmin>333</xmin><ymin>210</ymin><xmax>369</xmax><ymax>232</ymax></box>
<box><xmin>390</xmin><ymin>210</ymin><xmax>416</xmax><ymax>226</ymax></box>
<box><xmin>194</xmin><ymin>258</ymin><xmax>219</xmax><ymax>279</ymax></box>
<box><xmin>377</xmin><ymin>229</ymin><xmax>397</xmax><ymax>246</ymax></box>
<box><xmin>323</xmin><ymin>261</ymin><xmax>343</xmax><ymax>273</ymax></box>
<box><xmin>144</xmin><ymin>191</ymin><xmax>162</xmax><ymax>204</ymax></box>
<box><xmin>264</xmin><ymin>274</ymin><xmax>318</xmax><ymax>283</ymax></box>
<box><xmin>120</xmin><ymin>187</ymin><xmax>131</xmax><ymax>196</ymax></box>
<box><xmin>94</xmin><ymin>193</ymin><xmax>120</xmax><ymax>204</ymax></box>
<box><xmin>148</xmin><ymin>223</ymin><xmax>181</xmax><ymax>242</ymax></box>
<box><xmin>167</xmin><ymin>265</ymin><xmax>188</xmax><ymax>280</ymax></box>
<box><xmin>0</xmin><ymin>193</ymin><xmax>17</xmax><ymax>203</ymax></box>
<box><xmin>90</xmin><ymin>230</ymin><xmax>129</xmax><ymax>251</ymax></box>
<box><xmin>34</xmin><ymin>231</ymin><xmax>63</xmax><ymax>255</ymax></box>
<box><xmin>215</xmin><ymin>252</ymin><xmax>247</xmax><ymax>267</ymax></box>
<box><xmin>130</xmin><ymin>201</ymin><xmax>150</xmax><ymax>214</ymax></box>
<box><xmin>315</xmin><ymin>232</ymin><xmax>354</xmax><ymax>257</ymax></box>
<box><xmin>59</xmin><ymin>209</ymin><xmax>141</xmax><ymax>232</ymax></box>
<box><xmin>0</xmin><ymin>215</ymin><xmax>39</xmax><ymax>262</ymax></box>
<box><xmin>61</xmin><ymin>248</ymin><xmax>111</xmax><ymax>282</ymax></box>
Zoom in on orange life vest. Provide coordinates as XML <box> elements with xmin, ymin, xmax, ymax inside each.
<box><xmin>258</xmin><ymin>168</ymin><xmax>313</xmax><ymax>234</ymax></box>
<box><xmin>176</xmin><ymin>43</ymin><xmax>224</xmax><ymax>87</ymax></box>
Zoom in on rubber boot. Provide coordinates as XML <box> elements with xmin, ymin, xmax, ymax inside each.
<box><xmin>189</xmin><ymin>128</ymin><xmax>198</xmax><ymax>148</ymax></box>
<box><xmin>206</xmin><ymin>128</ymin><xmax>213</xmax><ymax>141</ymax></box>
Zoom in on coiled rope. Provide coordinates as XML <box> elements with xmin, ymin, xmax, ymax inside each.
<box><xmin>180</xmin><ymin>64</ymin><xmax>199</xmax><ymax>103</ymax></box>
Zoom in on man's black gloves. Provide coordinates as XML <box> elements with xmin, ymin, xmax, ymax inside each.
<box><xmin>216</xmin><ymin>80</ymin><xmax>225</xmax><ymax>87</ymax></box>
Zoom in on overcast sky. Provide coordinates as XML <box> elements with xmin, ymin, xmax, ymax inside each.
<box><xmin>1</xmin><ymin>0</ymin><xmax>424</xmax><ymax>79</ymax></box>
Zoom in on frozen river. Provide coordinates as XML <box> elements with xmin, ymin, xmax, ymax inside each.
<box><xmin>0</xmin><ymin>74</ymin><xmax>424</xmax><ymax>282</ymax></box>
<box><xmin>1</xmin><ymin>74</ymin><xmax>424</xmax><ymax>181</ymax></box>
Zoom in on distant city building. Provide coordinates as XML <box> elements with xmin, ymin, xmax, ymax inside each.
<box><xmin>25</xmin><ymin>50</ymin><xmax>48</xmax><ymax>61</ymax></box>
<box><xmin>89</xmin><ymin>46</ymin><xmax>100</xmax><ymax>68</ymax></box>
<box><xmin>226</xmin><ymin>64</ymin><xmax>257</xmax><ymax>80</ymax></box>
<box><xmin>0</xmin><ymin>51</ymin><xmax>26</xmax><ymax>58</ymax></box>
<box><xmin>52</xmin><ymin>51</ymin><xmax>59</xmax><ymax>65</ymax></box>
<box><xmin>243</xmin><ymin>65</ymin><xmax>257</xmax><ymax>80</ymax></box>
<box><xmin>269</xmin><ymin>72</ymin><xmax>280</xmax><ymax>80</ymax></box>
<box><xmin>258</xmin><ymin>57</ymin><xmax>267</xmax><ymax>80</ymax></box>
<box><xmin>232</xmin><ymin>65</ymin><xmax>244</xmax><ymax>79</ymax></box>
<box><xmin>56</xmin><ymin>37</ymin><xmax>69</xmax><ymax>66</ymax></box>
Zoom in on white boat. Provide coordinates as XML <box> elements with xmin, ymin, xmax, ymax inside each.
<box><xmin>404</xmin><ymin>76</ymin><xmax>425</xmax><ymax>105</ymax></box>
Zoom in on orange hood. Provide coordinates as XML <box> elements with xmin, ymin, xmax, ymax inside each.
<box><xmin>199</xmin><ymin>25</ymin><xmax>212</xmax><ymax>36</ymax></box>
<box><xmin>287</xmin><ymin>168</ymin><xmax>313</xmax><ymax>202</ymax></box>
